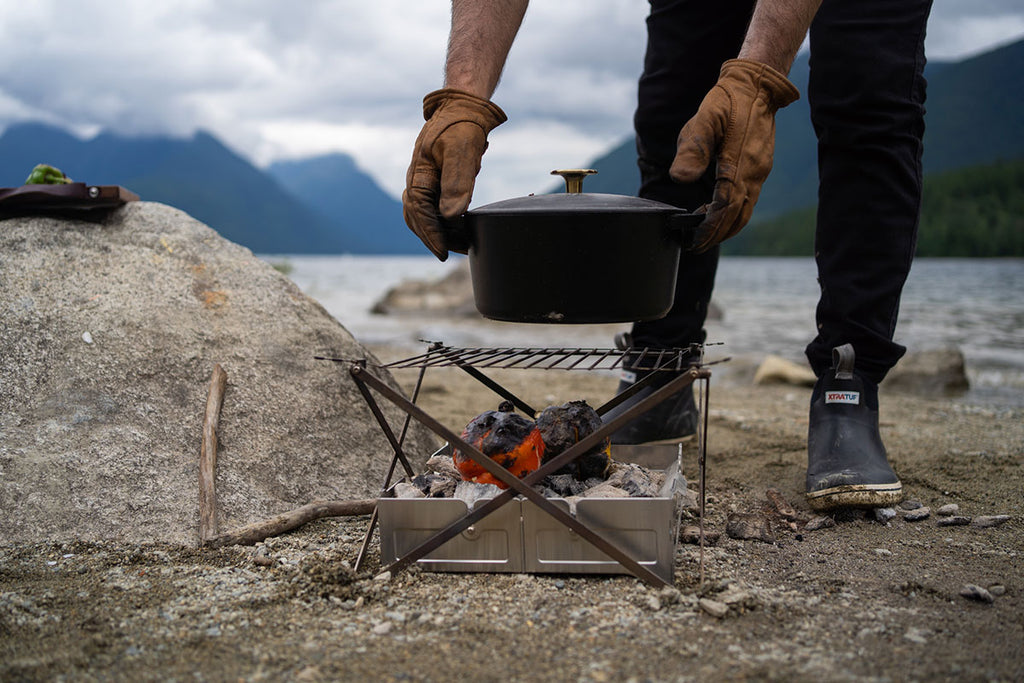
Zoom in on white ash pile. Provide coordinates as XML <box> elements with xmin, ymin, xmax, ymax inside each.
<box><xmin>393</xmin><ymin>454</ymin><xmax>690</xmax><ymax>508</ymax></box>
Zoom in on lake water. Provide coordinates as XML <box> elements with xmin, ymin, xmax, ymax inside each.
<box><xmin>274</xmin><ymin>255</ymin><xmax>1024</xmax><ymax>410</ymax></box>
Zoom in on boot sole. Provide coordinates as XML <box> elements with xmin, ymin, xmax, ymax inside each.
<box><xmin>806</xmin><ymin>482</ymin><xmax>903</xmax><ymax>511</ymax></box>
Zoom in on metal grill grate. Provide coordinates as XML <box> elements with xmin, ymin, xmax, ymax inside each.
<box><xmin>375</xmin><ymin>343</ymin><xmax>703</xmax><ymax>372</ymax></box>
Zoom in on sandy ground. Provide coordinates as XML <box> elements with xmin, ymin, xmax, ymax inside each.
<box><xmin>2</xmin><ymin>345</ymin><xmax>1022</xmax><ymax>682</ymax></box>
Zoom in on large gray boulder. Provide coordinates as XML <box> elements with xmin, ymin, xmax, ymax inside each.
<box><xmin>0</xmin><ymin>202</ymin><xmax>439</xmax><ymax>545</ymax></box>
<box><xmin>883</xmin><ymin>347</ymin><xmax>970</xmax><ymax>396</ymax></box>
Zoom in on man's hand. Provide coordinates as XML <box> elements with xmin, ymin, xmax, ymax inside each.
<box><xmin>403</xmin><ymin>88</ymin><xmax>507</xmax><ymax>261</ymax></box>
<box><xmin>670</xmin><ymin>59</ymin><xmax>799</xmax><ymax>252</ymax></box>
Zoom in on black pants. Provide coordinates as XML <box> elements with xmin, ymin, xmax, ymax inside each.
<box><xmin>631</xmin><ymin>0</ymin><xmax>932</xmax><ymax>384</ymax></box>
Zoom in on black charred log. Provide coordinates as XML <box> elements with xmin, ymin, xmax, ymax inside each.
<box><xmin>536</xmin><ymin>400</ymin><xmax>611</xmax><ymax>481</ymax></box>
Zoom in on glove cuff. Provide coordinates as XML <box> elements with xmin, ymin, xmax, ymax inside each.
<box><xmin>422</xmin><ymin>88</ymin><xmax>508</xmax><ymax>132</ymax></box>
<box><xmin>721</xmin><ymin>59</ymin><xmax>800</xmax><ymax>110</ymax></box>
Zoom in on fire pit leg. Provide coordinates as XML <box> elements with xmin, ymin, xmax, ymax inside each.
<box><xmin>350</xmin><ymin>359</ymin><xmax>433</xmax><ymax>572</ymax></box>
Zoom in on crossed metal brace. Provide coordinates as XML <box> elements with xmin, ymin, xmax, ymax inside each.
<box><xmin>347</xmin><ymin>355</ymin><xmax>709</xmax><ymax>588</ymax></box>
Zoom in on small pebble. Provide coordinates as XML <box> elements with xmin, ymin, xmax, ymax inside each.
<box><xmin>873</xmin><ymin>507</ymin><xmax>897</xmax><ymax>523</ymax></box>
<box><xmin>903</xmin><ymin>627</ymin><xmax>929</xmax><ymax>644</ymax></box>
<box><xmin>900</xmin><ymin>500</ymin><xmax>923</xmax><ymax>510</ymax></box>
<box><xmin>646</xmin><ymin>596</ymin><xmax>662</xmax><ymax>611</ymax></box>
<box><xmin>959</xmin><ymin>584</ymin><xmax>994</xmax><ymax>604</ymax></box>
<box><xmin>937</xmin><ymin>504</ymin><xmax>960</xmax><ymax>517</ymax></box>
<box><xmin>989</xmin><ymin>585</ymin><xmax>1006</xmax><ymax>597</ymax></box>
<box><xmin>82</xmin><ymin>331</ymin><xmax>94</xmax><ymax>344</ymax></box>
<box><xmin>873</xmin><ymin>548</ymin><xmax>893</xmax><ymax>557</ymax></box>
<box><xmin>699</xmin><ymin>598</ymin><xmax>729</xmax><ymax>619</ymax></box>
<box><xmin>804</xmin><ymin>516</ymin><xmax>836</xmax><ymax>532</ymax></box>
<box><xmin>971</xmin><ymin>515</ymin><xmax>1010</xmax><ymax>528</ymax></box>
<box><xmin>937</xmin><ymin>516</ymin><xmax>971</xmax><ymax>527</ymax></box>
<box><xmin>374</xmin><ymin>571</ymin><xmax>392</xmax><ymax>582</ymax></box>
<box><xmin>372</xmin><ymin>622</ymin><xmax>393</xmax><ymax>635</ymax></box>
<box><xmin>904</xmin><ymin>507</ymin><xmax>931</xmax><ymax>522</ymax></box>
<box><xmin>659</xmin><ymin>587</ymin><xmax>682</xmax><ymax>606</ymax></box>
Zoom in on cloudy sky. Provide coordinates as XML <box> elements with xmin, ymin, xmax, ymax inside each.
<box><xmin>1</xmin><ymin>1</ymin><xmax>1022</xmax><ymax>206</ymax></box>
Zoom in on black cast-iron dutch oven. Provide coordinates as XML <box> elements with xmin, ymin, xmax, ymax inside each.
<box><xmin>451</xmin><ymin>169</ymin><xmax>703</xmax><ymax>324</ymax></box>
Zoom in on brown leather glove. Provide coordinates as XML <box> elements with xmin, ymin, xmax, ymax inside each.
<box><xmin>402</xmin><ymin>88</ymin><xmax>507</xmax><ymax>261</ymax></box>
<box><xmin>670</xmin><ymin>59</ymin><xmax>799</xmax><ymax>253</ymax></box>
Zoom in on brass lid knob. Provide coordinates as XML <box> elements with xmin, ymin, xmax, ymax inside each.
<box><xmin>551</xmin><ymin>168</ymin><xmax>597</xmax><ymax>194</ymax></box>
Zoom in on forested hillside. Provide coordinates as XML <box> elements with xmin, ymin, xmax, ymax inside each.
<box><xmin>724</xmin><ymin>158</ymin><xmax>1024</xmax><ymax>257</ymax></box>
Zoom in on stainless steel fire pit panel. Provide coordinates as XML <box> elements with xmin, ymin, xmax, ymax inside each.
<box><xmin>521</xmin><ymin>497</ymin><xmax>675</xmax><ymax>583</ymax></box>
<box><xmin>378</xmin><ymin>498</ymin><xmax>525</xmax><ymax>572</ymax></box>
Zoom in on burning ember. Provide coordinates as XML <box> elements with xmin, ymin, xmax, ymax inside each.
<box><xmin>452</xmin><ymin>400</ymin><xmax>610</xmax><ymax>490</ymax></box>
<box><xmin>453</xmin><ymin>402</ymin><xmax>544</xmax><ymax>487</ymax></box>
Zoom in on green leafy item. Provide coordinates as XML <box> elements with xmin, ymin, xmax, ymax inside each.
<box><xmin>25</xmin><ymin>164</ymin><xmax>73</xmax><ymax>185</ymax></box>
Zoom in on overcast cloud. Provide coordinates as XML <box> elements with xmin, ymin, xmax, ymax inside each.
<box><xmin>1</xmin><ymin>1</ymin><xmax>1021</xmax><ymax>206</ymax></box>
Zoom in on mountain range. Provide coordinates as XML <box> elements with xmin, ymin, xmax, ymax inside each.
<box><xmin>0</xmin><ymin>38</ymin><xmax>1020</xmax><ymax>254</ymax></box>
<box><xmin>0</xmin><ymin>125</ymin><xmax>416</xmax><ymax>254</ymax></box>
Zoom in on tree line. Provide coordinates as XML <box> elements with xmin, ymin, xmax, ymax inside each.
<box><xmin>725</xmin><ymin>157</ymin><xmax>1024</xmax><ymax>257</ymax></box>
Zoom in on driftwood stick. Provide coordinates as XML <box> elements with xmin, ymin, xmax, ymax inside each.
<box><xmin>203</xmin><ymin>499</ymin><xmax>377</xmax><ymax>548</ymax></box>
<box><xmin>765</xmin><ymin>487</ymin><xmax>800</xmax><ymax>521</ymax></box>
<box><xmin>199</xmin><ymin>363</ymin><xmax>228</xmax><ymax>543</ymax></box>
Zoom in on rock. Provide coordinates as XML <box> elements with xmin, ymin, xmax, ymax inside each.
<box><xmin>937</xmin><ymin>504</ymin><xmax>960</xmax><ymax>516</ymax></box>
<box><xmin>882</xmin><ymin>348</ymin><xmax>969</xmax><ymax>396</ymax></box>
<box><xmin>959</xmin><ymin>584</ymin><xmax>995</xmax><ymax>604</ymax></box>
<box><xmin>903</xmin><ymin>628</ymin><xmax>929</xmax><ymax>644</ymax></box>
<box><xmin>873</xmin><ymin>548</ymin><xmax>893</xmax><ymax>557</ymax></box>
<box><xmin>989</xmin><ymin>585</ymin><xmax>1006</xmax><ymax>596</ymax></box>
<box><xmin>874</xmin><ymin>507</ymin><xmax>897</xmax><ymax>523</ymax></box>
<box><xmin>581</xmin><ymin>482</ymin><xmax>630</xmax><ymax>499</ymax></box>
<box><xmin>370</xmin><ymin>258</ymin><xmax>477</xmax><ymax>317</ymax></box>
<box><xmin>900</xmin><ymin>500</ymin><xmax>924</xmax><ymax>510</ymax></box>
<box><xmin>699</xmin><ymin>598</ymin><xmax>729</xmax><ymax>618</ymax></box>
<box><xmin>804</xmin><ymin>516</ymin><xmax>836</xmax><ymax>532</ymax></box>
<box><xmin>424</xmin><ymin>454</ymin><xmax>461</xmax><ymax>479</ymax></box>
<box><xmin>453</xmin><ymin>480</ymin><xmax>502</xmax><ymax>507</ymax></box>
<box><xmin>725</xmin><ymin>512</ymin><xmax>775</xmax><ymax>543</ymax></box>
<box><xmin>605</xmin><ymin>462</ymin><xmax>665</xmax><ymax>498</ymax></box>
<box><xmin>410</xmin><ymin>473</ymin><xmax>456</xmax><ymax>498</ymax></box>
<box><xmin>752</xmin><ymin>355</ymin><xmax>817</xmax><ymax>387</ymax></box>
<box><xmin>937</xmin><ymin>516</ymin><xmax>972</xmax><ymax>527</ymax></box>
<box><xmin>392</xmin><ymin>483</ymin><xmax>425</xmax><ymax>499</ymax></box>
<box><xmin>904</xmin><ymin>507</ymin><xmax>931</xmax><ymax>522</ymax></box>
<box><xmin>658</xmin><ymin>587</ymin><xmax>682</xmax><ymax>606</ymax></box>
<box><xmin>972</xmin><ymin>515</ymin><xmax>1011</xmax><ymax>528</ymax></box>
<box><xmin>0</xmin><ymin>203</ymin><xmax>438</xmax><ymax>544</ymax></box>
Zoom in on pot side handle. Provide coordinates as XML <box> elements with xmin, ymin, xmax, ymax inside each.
<box><xmin>669</xmin><ymin>211</ymin><xmax>705</xmax><ymax>252</ymax></box>
<box><xmin>441</xmin><ymin>213</ymin><xmax>471</xmax><ymax>255</ymax></box>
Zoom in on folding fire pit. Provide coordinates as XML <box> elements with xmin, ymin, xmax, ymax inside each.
<box><xmin>318</xmin><ymin>342</ymin><xmax>712</xmax><ymax>588</ymax></box>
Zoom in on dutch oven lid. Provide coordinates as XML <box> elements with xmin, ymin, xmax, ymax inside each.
<box><xmin>468</xmin><ymin>169</ymin><xmax>684</xmax><ymax>216</ymax></box>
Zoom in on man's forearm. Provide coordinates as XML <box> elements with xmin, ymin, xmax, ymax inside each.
<box><xmin>445</xmin><ymin>0</ymin><xmax>529</xmax><ymax>98</ymax></box>
<box><xmin>738</xmin><ymin>0</ymin><xmax>822</xmax><ymax>74</ymax></box>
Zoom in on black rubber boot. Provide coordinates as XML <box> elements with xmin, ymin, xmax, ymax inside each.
<box><xmin>806</xmin><ymin>344</ymin><xmax>902</xmax><ymax>511</ymax></box>
<box><xmin>604</xmin><ymin>338</ymin><xmax>700</xmax><ymax>445</ymax></box>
